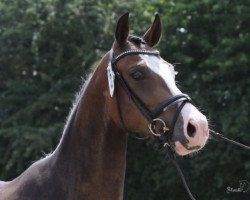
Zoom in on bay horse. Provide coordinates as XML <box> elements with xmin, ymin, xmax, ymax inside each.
<box><xmin>0</xmin><ymin>13</ymin><xmax>209</xmax><ymax>200</ymax></box>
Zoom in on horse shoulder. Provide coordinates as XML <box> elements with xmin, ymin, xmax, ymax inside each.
<box><xmin>0</xmin><ymin>155</ymin><xmax>67</xmax><ymax>200</ymax></box>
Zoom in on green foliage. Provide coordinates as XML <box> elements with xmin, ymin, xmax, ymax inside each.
<box><xmin>125</xmin><ymin>1</ymin><xmax>250</xmax><ymax>200</ymax></box>
<box><xmin>0</xmin><ymin>0</ymin><xmax>249</xmax><ymax>199</ymax></box>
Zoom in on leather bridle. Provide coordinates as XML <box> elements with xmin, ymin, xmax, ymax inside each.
<box><xmin>110</xmin><ymin>49</ymin><xmax>198</xmax><ymax>199</ymax></box>
<box><xmin>110</xmin><ymin>49</ymin><xmax>191</xmax><ymax>140</ymax></box>
<box><xmin>109</xmin><ymin>48</ymin><xmax>250</xmax><ymax>200</ymax></box>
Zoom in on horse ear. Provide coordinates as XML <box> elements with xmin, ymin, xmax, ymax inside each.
<box><xmin>142</xmin><ymin>13</ymin><xmax>162</xmax><ymax>47</ymax></box>
<box><xmin>115</xmin><ymin>12</ymin><xmax>129</xmax><ymax>46</ymax></box>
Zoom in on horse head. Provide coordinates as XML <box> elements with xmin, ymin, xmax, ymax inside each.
<box><xmin>106</xmin><ymin>12</ymin><xmax>209</xmax><ymax>156</ymax></box>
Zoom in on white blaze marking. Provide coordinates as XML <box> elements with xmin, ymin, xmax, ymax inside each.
<box><xmin>140</xmin><ymin>55</ymin><xmax>209</xmax><ymax>155</ymax></box>
<box><xmin>140</xmin><ymin>55</ymin><xmax>181</xmax><ymax>95</ymax></box>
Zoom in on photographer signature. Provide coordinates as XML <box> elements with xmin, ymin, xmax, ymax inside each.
<box><xmin>226</xmin><ymin>180</ymin><xmax>250</xmax><ymax>194</ymax></box>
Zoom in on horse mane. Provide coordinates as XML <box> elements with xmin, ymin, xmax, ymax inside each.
<box><xmin>51</xmin><ymin>73</ymin><xmax>93</xmax><ymax>154</ymax></box>
<box><xmin>65</xmin><ymin>73</ymin><xmax>93</xmax><ymax>130</ymax></box>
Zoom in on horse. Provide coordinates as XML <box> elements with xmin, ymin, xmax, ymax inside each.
<box><xmin>0</xmin><ymin>13</ymin><xmax>209</xmax><ymax>200</ymax></box>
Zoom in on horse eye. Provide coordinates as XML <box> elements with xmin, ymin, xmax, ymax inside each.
<box><xmin>130</xmin><ymin>70</ymin><xmax>144</xmax><ymax>80</ymax></box>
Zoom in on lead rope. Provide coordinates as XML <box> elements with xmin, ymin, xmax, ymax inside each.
<box><xmin>160</xmin><ymin>131</ymin><xmax>197</xmax><ymax>200</ymax></box>
<box><xmin>161</xmin><ymin>129</ymin><xmax>250</xmax><ymax>200</ymax></box>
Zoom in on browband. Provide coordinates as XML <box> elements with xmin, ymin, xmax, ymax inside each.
<box><xmin>111</xmin><ymin>49</ymin><xmax>160</xmax><ymax>65</ymax></box>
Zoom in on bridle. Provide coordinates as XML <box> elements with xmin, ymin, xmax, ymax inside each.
<box><xmin>109</xmin><ymin>48</ymin><xmax>250</xmax><ymax>200</ymax></box>
<box><xmin>110</xmin><ymin>48</ymin><xmax>198</xmax><ymax>199</ymax></box>
<box><xmin>110</xmin><ymin>49</ymin><xmax>191</xmax><ymax>139</ymax></box>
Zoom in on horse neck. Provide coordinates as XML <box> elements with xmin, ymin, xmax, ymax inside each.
<box><xmin>53</xmin><ymin>55</ymin><xmax>128</xmax><ymax>199</ymax></box>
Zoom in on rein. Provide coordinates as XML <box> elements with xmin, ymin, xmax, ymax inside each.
<box><xmin>109</xmin><ymin>49</ymin><xmax>250</xmax><ymax>200</ymax></box>
<box><xmin>209</xmin><ymin>129</ymin><xmax>250</xmax><ymax>150</ymax></box>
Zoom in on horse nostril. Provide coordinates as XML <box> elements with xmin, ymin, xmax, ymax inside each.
<box><xmin>187</xmin><ymin>122</ymin><xmax>196</xmax><ymax>138</ymax></box>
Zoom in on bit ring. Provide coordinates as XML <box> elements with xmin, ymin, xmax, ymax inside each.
<box><xmin>148</xmin><ymin>118</ymin><xmax>170</xmax><ymax>137</ymax></box>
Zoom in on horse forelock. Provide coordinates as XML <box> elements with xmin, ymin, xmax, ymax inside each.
<box><xmin>128</xmin><ymin>35</ymin><xmax>146</xmax><ymax>46</ymax></box>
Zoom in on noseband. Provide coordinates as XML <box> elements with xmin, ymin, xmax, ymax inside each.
<box><xmin>110</xmin><ymin>49</ymin><xmax>191</xmax><ymax>140</ymax></box>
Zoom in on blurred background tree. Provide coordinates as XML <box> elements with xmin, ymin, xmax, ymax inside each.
<box><xmin>0</xmin><ymin>0</ymin><xmax>249</xmax><ymax>199</ymax></box>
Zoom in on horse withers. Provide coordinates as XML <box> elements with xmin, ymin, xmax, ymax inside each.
<box><xmin>0</xmin><ymin>13</ymin><xmax>209</xmax><ymax>200</ymax></box>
